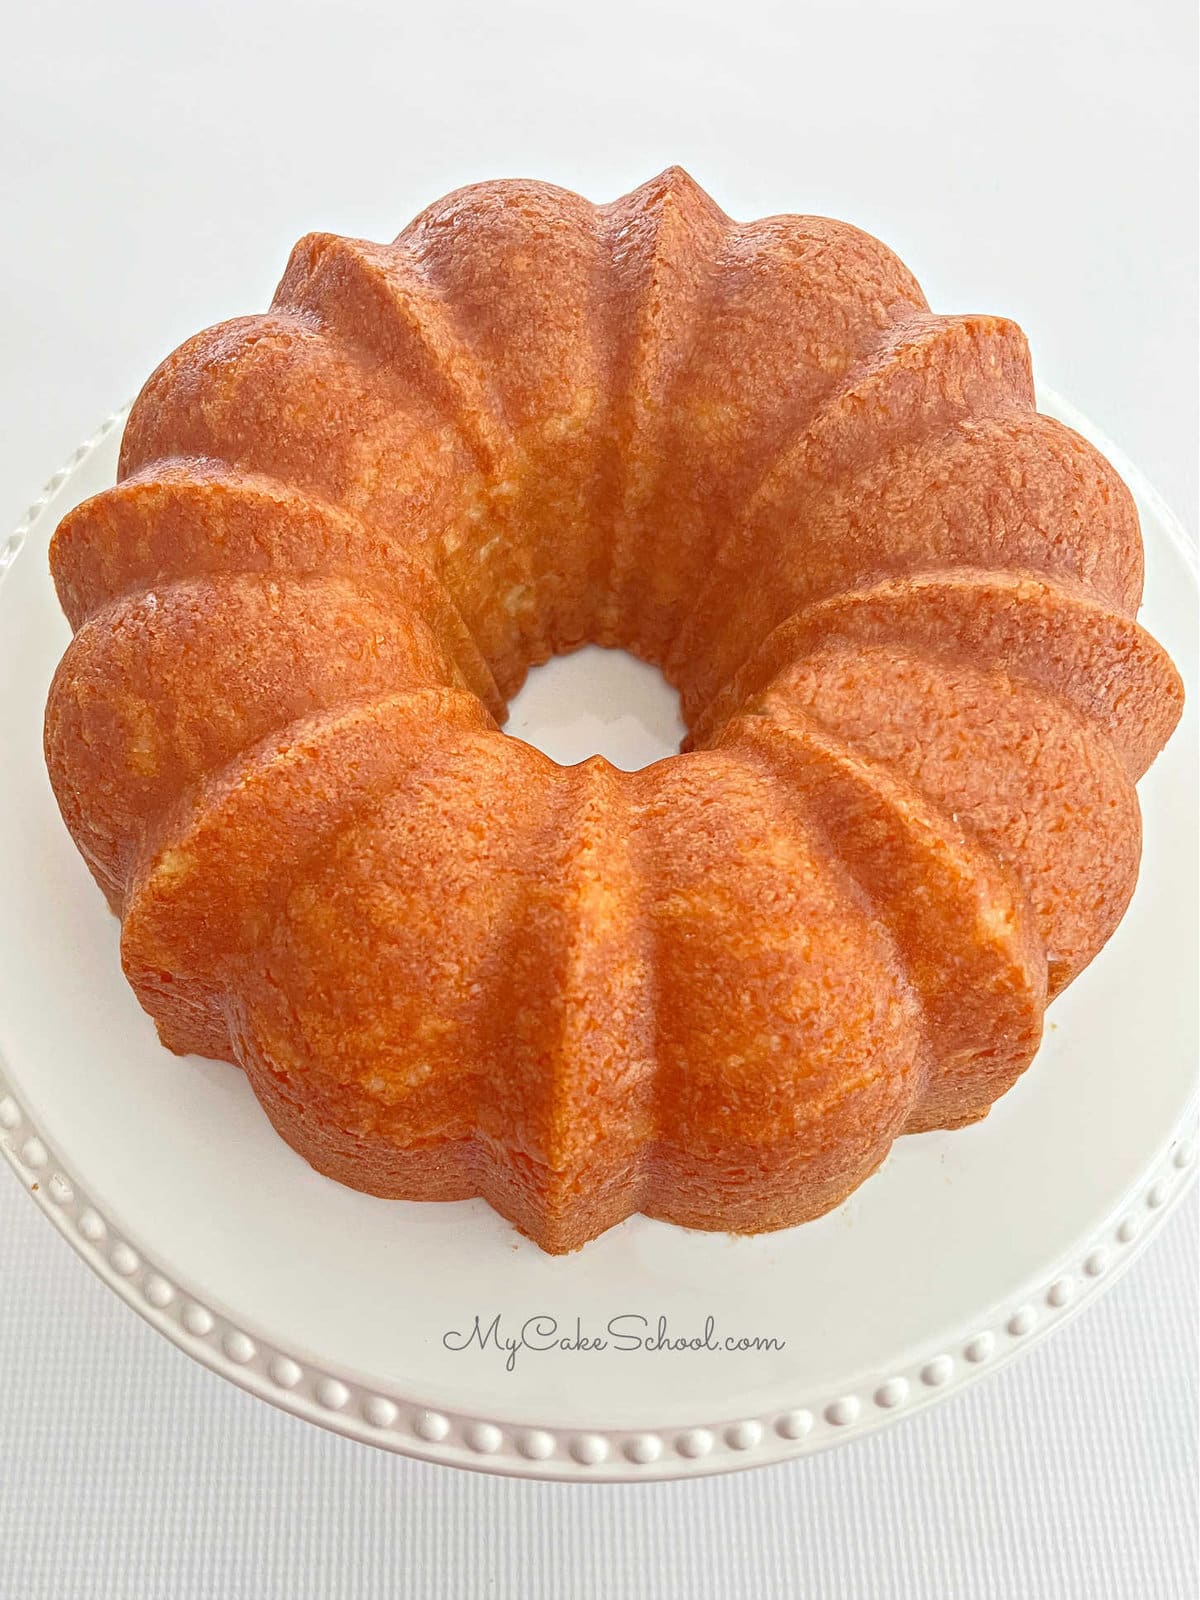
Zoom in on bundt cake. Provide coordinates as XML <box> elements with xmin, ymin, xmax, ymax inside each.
<box><xmin>44</xmin><ymin>168</ymin><xmax>1184</xmax><ymax>1253</ymax></box>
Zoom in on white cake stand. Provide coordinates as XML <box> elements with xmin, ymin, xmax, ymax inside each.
<box><xmin>1</xmin><ymin>391</ymin><xmax>1195</xmax><ymax>1480</ymax></box>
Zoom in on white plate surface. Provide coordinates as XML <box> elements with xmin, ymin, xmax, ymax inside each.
<box><xmin>0</xmin><ymin>392</ymin><xmax>1196</xmax><ymax>1480</ymax></box>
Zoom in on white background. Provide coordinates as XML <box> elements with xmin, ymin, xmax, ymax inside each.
<box><xmin>1</xmin><ymin>2</ymin><xmax>1196</xmax><ymax>1596</ymax></box>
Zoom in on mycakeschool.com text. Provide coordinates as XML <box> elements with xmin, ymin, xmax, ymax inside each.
<box><xmin>441</xmin><ymin>1314</ymin><xmax>787</xmax><ymax>1372</ymax></box>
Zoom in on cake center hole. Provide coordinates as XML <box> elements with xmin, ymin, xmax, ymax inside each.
<box><xmin>505</xmin><ymin>646</ymin><xmax>685</xmax><ymax>770</ymax></box>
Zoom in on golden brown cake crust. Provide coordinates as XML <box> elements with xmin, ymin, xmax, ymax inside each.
<box><xmin>44</xmin><ymin>169</ymin><xmax>1184</xmax><ymax>1253</ymax></box>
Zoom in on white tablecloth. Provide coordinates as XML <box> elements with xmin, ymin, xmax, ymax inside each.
<box><xmin>3</xmin><ymin>3</ymin><xmax>1196</xmax><ymax>1594</ymax></box>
